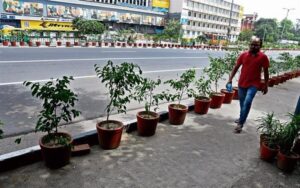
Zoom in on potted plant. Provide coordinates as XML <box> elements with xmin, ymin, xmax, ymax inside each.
<box><xmin>276</xmin><ymin>113</ymin><xmax>300</xmax><ymax>172</ymax></box>
<box><xmin>23</xmin><ymin>76</ymin><xmax>80</xmax><ymax>169</ymax></box>
<box><xmin>94</xmin><ymin>60</ymin><xmax>142</xmax><ymax>149</ymax></box>
<box><xmin>163</xmin><ymin>69</ymin><xmax>196</xmax><ymax>125</ymax></box>
<box><xmin>204</xmin><ymin>56</ymin><xmax>226</xmax><ymax>108</ymax></box>
<box><xmin>256</xmin><ymin>113</ymin><xmax>282</xmax><ymax>161</ymax></box>
<box><xmin>222</xmin><ymin>50</ymin><xmax>239</xmax><ymax>103</ymax></box>
<box><xmin>189</xmin><ymin>75</ymin><xmax>212</xmax><ymax>114</ymax></box>
<box><xmin>133</xmin><ymin>78</ymin><xmax>163</xmax><ymax>136</ymax></box>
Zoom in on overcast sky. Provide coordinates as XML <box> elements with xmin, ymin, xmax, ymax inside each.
<box><xmin>234</xmin><ymin>0</ymin><xmax>299</xmax><ymax>24</ymax></box>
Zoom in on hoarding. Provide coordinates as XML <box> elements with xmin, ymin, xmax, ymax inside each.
<box><xmin>21</xmin><ymin>20</ymin><xmax>74</xmax><ymax>31</ymax></box>
<box><xmin>3</xmin><ymin>0</ymin><xmax>43</xmax><ymax>16</ymax></box>
<box><xmin>152</xmin><ymin>0</ymin><xmax>170</xmax><ymax>8</ymax></box>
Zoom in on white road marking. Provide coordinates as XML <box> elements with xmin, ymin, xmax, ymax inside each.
<box><xmin>0</xmin><ymin>68</ymin><xmax>204</xmax><ymax>86</ymax></box>
<box><xmin>101</xmin><ymin>51</ymin><xmax>136</xmax><ymax>53</ymax></box>
<box><xmin>0</xmin><ymin>56</ymin><xmax>207</xmax><ymax>64</ymax></box>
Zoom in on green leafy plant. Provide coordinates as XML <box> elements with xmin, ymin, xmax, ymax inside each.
<box><xmin>278</xmin><ymin>52</ymin><xmax>294</xmax><ymax>72</ymax></box>
<box><xmin>163</xmin><ymin>69</ymin><xmax>196</xmax><ymax>105</ymax></box>
<box><xmin>223</xmin><ymin>50</ymin><xmax>240</xmax><ymax>79</ymax></box>
<box><xmin>188</xmin><ymin>75</ymin><xmax>211</xmax><ymax>99</ymax></box>
<box><xmin>256</xmin><ymin>112</ymin><xmax>283</xmax><ymax>148</ymax></box>
<box><xmin>133</xmin><ymin>78</ymin><xmax>164</xmax><ymax>115</ymax></box>
<box><xmin>94</xmin><ymin>60</ymin><xmax>142</xmax><ymax>122</ymax></box>
<box><xmin>23</xmin><ymin>76</ymin><xmax>80</xmax><ymax>146</ymax></box>
<box><xmin>204</xmin><ymin>56</ymin><xmax>226</xmax><ymax>93</ymax></box>
<box><xmin>277</xmin><ymin>113</ymin><xmax>300</xmax><ymax>154</ymax></box>
<box><xmin>268</xmin><ymin>58</ymin><xmax>278</xmax><ymax>76</ymax></box>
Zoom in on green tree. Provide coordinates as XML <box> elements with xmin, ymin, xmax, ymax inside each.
<box><xmin>238</xmin><ymin>29</ymin><xmax>254</xmax><ymax>42</ymax></box>
<box><xmin>72</xmin><ymin>18</ymin><xmax>105</xmax><ymax>41</ymax></box>
<box><xmin>279</xmin><ymin>19</ymin><xmax>294</xmax><ymax>40</ymax></box>
<box><xmin>163</xmin><ymin>19</ymin><xmax>182</xmax><ymax>42</ymax></box>
<box><xmin>254</xmin><ymin>18</ymin><xmax>279</xmax><ymax>43</ymax></box>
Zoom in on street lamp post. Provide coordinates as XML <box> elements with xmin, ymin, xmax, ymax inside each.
<box><xmin>227</xmin><ymin>0</ymin><xmax>234</xmax><ymax>42</ymax></box>
<box><xmin>280</xmin><ymin>8</ymin><xmax>295</xmax><ymax>40</ymax></box>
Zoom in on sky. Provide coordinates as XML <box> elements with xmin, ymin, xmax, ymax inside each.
<box><xmin>234</xmin><ymin>0</ymin><xmax>299</xmax><ymax>24</ymax></box>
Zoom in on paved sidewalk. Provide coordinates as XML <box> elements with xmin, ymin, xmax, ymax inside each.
<box><xmin>0</xmin><ymin>77</ymin><xmax>300</xmax><ymax>188</ymax></box>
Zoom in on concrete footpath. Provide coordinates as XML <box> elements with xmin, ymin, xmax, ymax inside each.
<box><xmin>0</xmin><ymin>77</ymin><xmax>300</xmax><ymax>188</ymax></box>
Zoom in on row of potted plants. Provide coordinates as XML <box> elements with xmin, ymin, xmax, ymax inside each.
<box><xmin>257</xmin><ymin>112</ymin><xmax>300</xmax><ymax>172</ymax></box>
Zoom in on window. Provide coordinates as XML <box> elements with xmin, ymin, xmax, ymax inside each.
<box><xmin>194</xmin><ymin>12</ymin><xmax>197</xmax><ymax>17</ymax></box>
<box><xmin>188</xmin><ymin>11</ymin><xmax>191</xmax><ymax>16</ymax></box>
<box><xmin>193</xmin><ymin>22</ymin><xmax>196</xmax><ymax>26</ymax></box>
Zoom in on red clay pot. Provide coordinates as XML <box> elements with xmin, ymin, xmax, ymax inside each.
<box><xmin>74</xmin><ymin>42</ymin><xmax>79</xmax><ymax>46</ymax></box>
<box><xmin>98</xmin><ymin>42</ymin><xmax>102</xmax><ymax>47</ymax></box>
<box><xmin>168</xmin><ymin>104</ymin><xmax>188</xmax><ymax>125</ymax></box>
<box><xmin>194</xmin><ymin>97</ymin><xmax>211</xmax><ymax>114</ymax></box>
<box><xmin>35</xmin><ymin>41</ymin><xmax>41</xmax><ymax>47</ymax></box>
<box><xmin>134</xmin><ymin>43</ymin><xmax>137</xmax><ymax>47</ymax></box>
<box><xmin>221</xmin><ymin>89</ymin><xmax>234</xmax><ymax>104</ymax></box>
<box><xmin>96</xmin><ymin>120</ymin><xmax>123</xmax><ymax>149</ymax></box>
<box><xmin>39</xmin><ymin>132</ymin><xmax>72</xmax><ymax>169</ymax></box>
<box><xmin>117</xmin><ymin>43</ymin><xmax>121</xmax><ymax>46</ymax></box>
<box><xmin>66</xmin><ymin>41</ymin><xmax>71</xmax><ymax>47</ymax></box>
<box><xmin>20</xmin><ymin>41</ymin><xmax>25</xmax><ymax>46</ymax></box>
<box><xmin>233</xmin><ymin>87</ymin><xmax>239</xmax><ymax>100</ymax></box>
<box><xmin>143</xmin><ymin>43</ymin><xmax>147</xmax><ymax>48</ymax></box>
<box><xmin>11</xmin><ymin>41</ymin><xmax>16</xmax><ymax>46</ymax></box>
<box><xmin>111</xmin><ymin>43</ymin><xmax>115</xmax><ymax>47</ymax></box>
<box><xmin>277</xmin><ymin>151</ymin><xmax>299</xmax><ymax>172</ymax></box>
<box><xmin>268</xmin><ymin>78</ymin><xmax>275</xmax><ymax>87</ymax></box>
<box><xmin>137</xmin><ymin>111</ymin><xmax>159</xmax><ymax>136</ymax></box>
<box><xmin>210</xmin><ymin>93</ymin><xmax>225</xmax><ymax>109</ymax></box>
<box><xmin>105</xmin><ymin>42</ymin><xmax>108</xmax><ymax>46</ymax></box>
<box><xmin>92</xmin><ymin>42</ymin><xmax>96</xmax><ymax>46</ymax></box>
<box><xmin>122</xmin><ymin>43</ymin><xmax>126</xmax><ymax>47</ymax></box>
<box><xmin>45</xmin><ymin>41</ymin><xmax>50</xmax><ymax>46</ymax></box>
<box><xmin>3</xmin><ymin>41</ymin><xmax>9</xmax><ymax>46</ymax></box>
<box><xmin>28</xmin><ymin>41</ymin><xmax>33</xmax><ymax>47</ymax></box>
<box><xmin>85</xmin><ymin>42</ymin><xmax>89</xmax><ymax>47</ymax></box>
<box><xmin>260</xmin><ymin>142</ymin><xmax>279</xmax><ymax>162</ymax></box>
<box><xmin>57</xmin><ymin>41</ymin><xmax>62</xmax><ymax>46</ymax></box>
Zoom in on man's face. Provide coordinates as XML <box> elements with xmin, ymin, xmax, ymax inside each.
<box><xmin>249</xmin><ymin>40</ymin><xmax>261</xmax><ymax>54</ymax></box>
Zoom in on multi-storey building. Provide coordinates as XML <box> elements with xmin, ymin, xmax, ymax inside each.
<box><xmin>241</xmin><ymin>13</ymin><xmax>257</xmax><ymax>31</ymax></box>
<box><xmin>169</xmin><ymin>0</ymin><xmax>243</xmax><ymax>42</ymax></box>
<box><xmin>0</xmin><ymin>0</ymin><xmax>169</xmax><ymax>37</ymax></box>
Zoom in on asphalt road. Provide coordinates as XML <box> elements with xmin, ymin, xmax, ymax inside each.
<box><xmin>0</xmin><ymin>47</ymin><xmax>299</xmax><ymax>137</ymax></box>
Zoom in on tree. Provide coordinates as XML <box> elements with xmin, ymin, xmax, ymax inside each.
<box><xmin>72</xmin><ymin>18</ymin><xmax>105</xmax><ymax>40</ymax></box>
<box><xmin>238</xmin><ymin>29</ymin><xmax>254</xmax><ymax>42</ymax></box>
<box><xmin>279</xmin><ymin>19</ymin><xmax>294</xmax><ymax>40</ymax></box>
<box><xmin>254</xmin><ymin>18</ymin><xmax>279</xmax><ymax>43</ymax></box>
<box><xmin>163</xmin><ymin>19</ymin><xmax>182</xmax><ymax>42</ymax></box>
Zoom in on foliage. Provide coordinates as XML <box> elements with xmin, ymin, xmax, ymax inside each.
<box><xmin>72</xmin><ymin>18</ymin><xmax>105</xmax><ymax>36</ymax></box>
<box><xmin>256</xmin><ymin>112</ymin><xmax>283</xmax><ymax>148</ymax></box>
<box><xmin>278</xmin><ymin>52</ymin><xmax>295</xmax><ymax>72</ymax></box>
<box><xmin>223</xmin><ymin>50</ymin><xmax>240</xmax><ymax>78</ymax></box>
<box><xmin>196</xmin><ymin>35</ymin><xmax>208</xmax><ymax>44</ymax></box>
<box><xmin>204</xmin><ymin>56</ymin><xmax>226</xmax><ymax>93</ymax></box>
<box><xmin>188</xmin><ymin>75</ymin><xmax>211</xmax><ymax>99</ymax></box>
<box><xmin>133</xmin><ymin>78</ymin><xmax>164</xmax><ymax>114</ymax></box>
<box><xmin>23</xmin><ymin>76</ymin><xmax>80</xmax><ymax>145</ymax></box>
<box><xmin>280</xmin><ymin>19</ymin><xmax>295</xmax><ymax>40</ymax></box>
<box><xmin>268</xmin><ymin>58</ymin><xmax>278</xmax><ymax>76</ymax></box>
<box><xmin>254</xmin><ymin>18</ymin><xmax>279</xmax><ymax>43</ymax></box>
<box><xmin>94</xmin><ymin>61</ymin><xmax>142</xmax><ymax>121</ymax></box>
<box><xmin>277</xmin><ymin>114</ymin><xmax>300</xmax><ymax>154</ymax></box>
<box><xmin>163</xmin><ymin>69</ymin><xmax>196</xmax><ymax>105</ymax></box>
<box><xmin>238</xmin><ymin>29</ymin><xmax>254</xmax><ymax>42</ymax></box>
<box><xmin>295</xmin><ymin>55</ymin><xmax>300</xmax><ymax>70</ymax></box>
<box><xmin>162</xmin><ymin>19</ymin><xmax>182</xmax><ymax>42</ymax></box>
<box><xmin>0</xmin><ymin>120</ymin><xmax>3</xmax><ymax>139</ymax></box>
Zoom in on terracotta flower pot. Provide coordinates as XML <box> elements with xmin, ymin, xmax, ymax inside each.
<box><xmin>268</xmin><ymin>78</ymin><xmax>275</xmax><ymax>87</ymax></box>
<box><xmin>66</xmin><ymin>41</ymin><xmax>71</xmax><ymax>47</ymax></box>
<box><xmin>39</xmin><ymin>132</ymin><xmax>72</xmax><ymax>169</ymax></box>
<box><xmin>137</xmin><ymin>111</ymin><xmax>159</xmax><ymax>136</ymax></box>
<box><xmin>74</xmin><ymin>42</ymin><xmax>79</xmax><ymax>46</ymax></box>
<box><xmin>57</xmin><ymin>41</ymin><xmax>62</xmax><ymax>46</ymax></box>
<box><xmin>168</xmin><ymin>104</ymin><xmax>188</xmax><ymax>125</ymax></box>
<box><xmin>11</xmin><ymin>41</ymin><xmax>16</xmax><ymax>46</ymax></box>
<box><xmin>45</xmin><ymin>41</ymin><xmax>50</xmax><ymax>46</ymax></box>
<box><xmin>3</xmin><ymin>41</ymin><xmax>9</xmax><ymax>46</ymax></box>
<box><xmin>233</xmin><ymin>87</ymin><xmax>239</xmax><ymax>100</ymax></box>
<box><xmin>260</xmin><ymin>142</ymin><xmax>279</xmax><ymax>162</ymax></box>
<box><xmin>98</xmin><ymin>42</ymin><xmax>102</xmax><ymax>47</ymax></box>
<box><xmin>85</xmin><ymin>42</ymin><xmax>89</xmax><ymax>47</ymax></box>
<box><xmin>92</xmin><ymin>42</ymin><xmax>96</xmax><ymax>46</ymax></box>
<box><xmin>96</xmin><ymin>120</ymin><xmax>123</xmax><ymax>149</ymax></box>
<box><xmin>210</xmin><ymin>93</ymin><xmax>225</xmax><ymax>109</ymax></box>
<box><xmin>28</xmin><ymin>41</ymin><xmax>33</xmax><ymax>47</ymax></box>
<box><xmin>277</xmin><ymin>151</ymin><xmax>299</xmax><ymax>172</ymax></box>
<box><xmin>20</xmin><ymin>41</ymin><xmax>25</xmax><ymax>46</ymax></box>
<box><xmin>35</xmin><ymin>41</ymin><xmax>41</xmax><ymax>47</ymax></box>
<box><xmin>122</xmin><ymin>43</ymin><xmax>126</xmax><ymax>47</ymax></box>
<box><xmin>220</xmin><ymin>89</ymin><xmax>234</xmax><ymax>104</ymax></box>
<box><xmin>194</xmin><ymin>97</ymin><xmax>211</xmax><ymax>114</ymax></box>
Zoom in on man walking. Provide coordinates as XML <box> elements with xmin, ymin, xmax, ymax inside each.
<box><xmin>227</xmin><ymin>37</ymin><xmax>269</xmax><ymax>133</ymax></box>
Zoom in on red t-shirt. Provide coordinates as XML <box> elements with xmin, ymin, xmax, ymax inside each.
<box><xmin>237</xmin><ymin>51</ymin><xmax>269</xmax><ymax>88</ymax></box>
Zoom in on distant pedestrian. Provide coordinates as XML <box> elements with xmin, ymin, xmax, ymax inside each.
<box><xmin>227</xmin><ymin>36</ymin><xmax>269</xmax><ymax>133</ymax></box>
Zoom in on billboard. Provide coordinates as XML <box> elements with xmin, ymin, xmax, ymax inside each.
<box><xmin>47</xmin><ymin>5</ymin><xmax>85</xmax><ymax>19</ymax></box>
<box><xmin>3</xmin><ymin>0</ymin><xmax>43</xmax><ymax>16</ymax></box>
<box><xmin>21</xmin><ymin>20</ymin><xmax>74</xmax><ymax>31</ymax></box>
<box><xmin>152</xmin><ymin>0</ymin><xmax>169</xmax><ymax>13</ymax></box>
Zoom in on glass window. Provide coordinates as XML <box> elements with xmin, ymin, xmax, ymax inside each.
<box><xmin>188</xmin><ymin>11</ymin><xmax>191</xmax><ymax>16</ymax></box>
<box><xmin>194</xmin><ymin>12</ymin><xmax>197</xmax><ymax>17</ymax></box>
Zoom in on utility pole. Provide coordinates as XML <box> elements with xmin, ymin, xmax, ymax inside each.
<box><xmin>280</xmin><ymin>8</ymin><xmax>295</xmax><ymax>40</ymax></box>
<box><xmin>227</xmin><ymin>0</ymin><xmax>234</xmax><ymax>42</ymax></box>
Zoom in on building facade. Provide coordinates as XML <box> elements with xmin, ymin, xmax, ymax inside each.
<box><xmin>241</xmin><ymin>13</ymin><xmax>257</xmax><ymax>31</ymax></box>
<box><xmin>0</xmin><ymin>0</ymin><xmax>169</xmax><ymax>37</ymax></box>
<box><xmin>169</xmin><ymin>0</ymin><xmax>243</xmax><ymax>42</ymax></box>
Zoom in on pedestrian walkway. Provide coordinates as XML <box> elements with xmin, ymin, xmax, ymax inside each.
<box><xmin>0</xmin><ymin>77</ymin><xmax>300</xmax><ymax>188</ymax></box>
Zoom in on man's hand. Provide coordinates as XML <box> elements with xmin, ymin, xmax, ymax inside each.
<box><xmin>261</xmin><ymin>84</ymin><xmax>268</xmax><ymax>95</ymax></box>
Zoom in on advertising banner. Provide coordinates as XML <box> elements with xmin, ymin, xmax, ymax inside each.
<box><xmin>142</xmin><ymin>16</ymin><xmax>155</xmax><ymax>25</ymax></box>
<box><xmin>99</xmin><ymin>11</ymin><xmax>118</xmax><ymax>21</ymax></box>
<box><xmin>47</xmin><ymin>5</ymin><xmax>84</xmax><ymax>19</ymax></box>
<box><xmin>152</xmin><ymin>0</ymin><xmax>169</xmax><ymax>8</ymax></box>
<box><xmin>3</xmin><ymin>0</ymin><xmax>43</xmax><ymax>16</ymax></box>
<box><xmin>21</xmin><ymin>20</ymin><xmax>74</xmax><ymax>31</ymax></box>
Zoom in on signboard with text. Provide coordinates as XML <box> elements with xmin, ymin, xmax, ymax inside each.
<box><xmin>21</xmin><ymin>20</ymin><xmax>74</xmax><ymax>31</ymax></box>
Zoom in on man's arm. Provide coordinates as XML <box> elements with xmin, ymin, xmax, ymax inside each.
<box><xmin>227</xmin><ymin>64</ymin><xmax>241</xmax><ymax>83</ymax></box>
<box><xmin>261</xmin><ymin>67</ymin><xmax>269</xmax><ymax>95</ymax></box>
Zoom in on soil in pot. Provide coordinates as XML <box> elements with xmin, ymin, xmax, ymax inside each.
<box><xmin>194</xmin><ymin>97</ymin><xmax>211</xmax><ymax>114</ymax></box>
<box><xmin>137</xmin><ymin>111</ymin><xmax>159</xmax><ymax>136</ymax></box>
<box><xmin>96</xmin><ymin>120</ymin><xmax>123</xmax><ymax>149</ymax></box>
<box><xmin>168</xmin><ymin>104</ymin><xmax>188</xmax><ymax>125</ymax></box>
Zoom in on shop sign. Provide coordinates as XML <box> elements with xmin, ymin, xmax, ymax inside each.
<box><xmin>21</xmin><ymin>20</ymin><xmax>74</xmax><ymax>31</ymax></box>
<box><xmin>3</xmin><ymin>0</ymin><xmax>43</xmax><ymax>16</ymax></box>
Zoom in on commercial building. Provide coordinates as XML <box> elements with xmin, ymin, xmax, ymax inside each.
<box><xmin>169</xmin><ymin>0</ymin><xmax>243</xmax><ymax>42</ymax></box>
<box><xmin>0</xmin><ymin>0</ymin><xmax>169</xmax><ymax>38</ymax></box>
<box><xmin>241</xmin><ymin>13</ymin><xmax>257</xmax><ymax>31</ymax></box>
